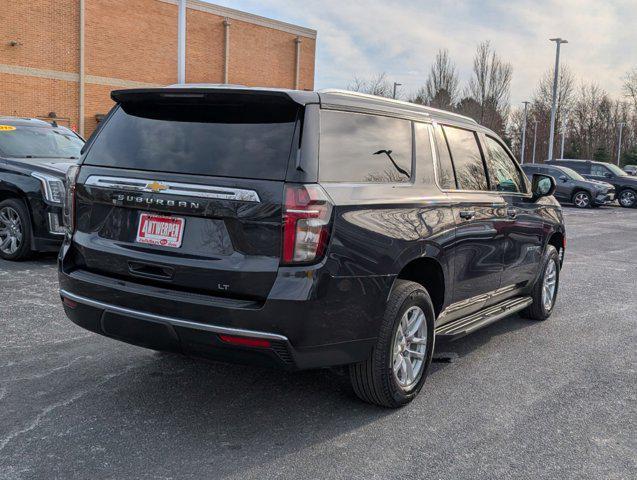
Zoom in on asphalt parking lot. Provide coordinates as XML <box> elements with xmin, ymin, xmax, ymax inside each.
<box><xmin>1</xmin><ymin>206</ymin><xmax>636</xmax><ymax>480</ymax></box>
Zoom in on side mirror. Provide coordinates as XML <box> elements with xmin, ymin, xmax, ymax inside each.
<box><xmin>531</xmin><ymin>174</ymin><xmax>556</xmax><ymax>201</ymax></box>
<box><xmin>559</xmin><ymin>175</ymin><xmax>568</xmax><ymax>183</ymax></box>
<box><xmin>604</xmin><ymin>172</ymin><xmax>613</xmax><ymax>179</ymax></box>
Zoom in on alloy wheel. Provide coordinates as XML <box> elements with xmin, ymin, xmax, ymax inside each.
<box><xmin>542</xmin><ymin>259</ymin><xmax>557</xmax><ymax>311</ymax></box>
<box><xmin>391</xmin><ymin>306</ymin><xmax>428</xmax><ymax>391</ymax></box>
<box><xmin>573</xmin><ymin>192</ymin><xmax>590</xmax><ymax>208</ymax></box>
<box><xmin>619</xmin><ymin>190</ymin><xmax>636</xmax><ymax>207</ymax></box>
<box><xmin>0</xmin><ymin>206</ymin><xmax>23</xmax><ymax>255</ymax></box>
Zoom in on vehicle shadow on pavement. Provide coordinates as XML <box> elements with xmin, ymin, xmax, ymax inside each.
<box><xmin>55</xmin><ymin>313</ymin><xmax>537</xmax><ymax>476</ymax></box>
<box><xmin>430</xmin><ymin>313</ymin><xmax>538</xmax><ymax>371</ymax></box>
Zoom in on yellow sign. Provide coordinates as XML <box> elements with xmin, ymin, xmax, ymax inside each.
<box><xmin>146</xmin><ymin>181</ymin><xmax>168</xmax><ymax>192</ymax></box>
<box><xmin>0</xmin><ymin>125</ymin><xmax>16</xmax><ymax>131</ymax></box>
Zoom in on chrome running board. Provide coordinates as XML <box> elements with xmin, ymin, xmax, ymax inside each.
<box><xmin>435</xmin><ymin>296</ymin><xmax>532</xmax><ymax>341</ymax></box>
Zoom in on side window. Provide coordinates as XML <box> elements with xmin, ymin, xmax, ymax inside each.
<box><xmin>590</xmin><ymin>164</ymin><xmax>609</xmax><ymax>177</ymax></box>
<box><xmin>442</xmin><ymin>125</ymin><xmax>489</xmax><ymax>191</ymax></box>
<box><xmin>414</xmin><ymin>122</ymin><xmax>435</xmax><ymax>186</ymax></box>
<box><xmin>566</xmin><ymin>162</ymin><xmax>588</xmax><ymax>174</ymax></box>
<box><xmin>319</xmin><ymin>110</ymin><xmax>412</xmax><ymax>183</ymax></box>
<box><xmin>545</xmin><ymin>167</ymin><xmax>562</xmax><ymax>178</ymax></box>
<box><xmin>433</xmin><ymin>124</ymin><xmax>457</xmax><ymax>189</ymax></box>
<box><xmin>484</xmin><ymin>136</ymin><xmax>526</xmax><ymax>193</ymax></box>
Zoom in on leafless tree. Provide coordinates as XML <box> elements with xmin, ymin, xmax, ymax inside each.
<box><xmin>462</xmin><ymin>41</ymin><xmax>512</xmax><ymax>133</ymax></box>
<box><xmin>347</xmin><ymin>72</ymin><xmax>396</xmax><ymax>99</ymax></box>
<box><xmin>624</xmin><ymin>69</ymin><xmax>637</xmax><ymax>110</ymax></box>
<box><xmin>413</xmin><ymin>49</ymin><xmax>459</xmax><ymax>110</ymax></box>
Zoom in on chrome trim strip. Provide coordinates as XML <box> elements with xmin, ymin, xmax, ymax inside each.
<box><xmin>60</xmin><ymin>289</ymin><xmax>288</xmax><ymax>342</ymax></box>
<box><xmin>436</xmin><ymin>297</ymin><xmax>532</xmax><ymax>336</ymax></box>
<box><xmin>439</xmin><ymin>284</ymin><xmax>519</xmax><ymax>317</ymax></box>
<box><xmin>84</xmin><ymin>176</ymin><xmax>261</xmax><ymax>202</ymax></box>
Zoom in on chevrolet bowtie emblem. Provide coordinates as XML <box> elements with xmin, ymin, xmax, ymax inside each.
<box><xmin>146</xmin><ymin>181</ymin><xmax>168</xmax><ymax>193</ymax></box>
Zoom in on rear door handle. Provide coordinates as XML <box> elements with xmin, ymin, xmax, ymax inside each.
<box><xmin>459</xmin><ymin>210</ymin><xmax>476</xmax><ymax>220</ymax></box>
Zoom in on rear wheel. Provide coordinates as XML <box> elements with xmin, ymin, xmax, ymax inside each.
<box><xmin>349</xmin><ymin>280</ymin><xmax>435</xmax><ymax>408</ymax></box>
<box><xmin>572</xmin><ymin>190</ymin><xmax>591</xmax><ymax>208</ymax></box>
<box><xmin>0</xmin><ymin>199</ymin><xmax>32</xmax><ymax>261</ymax></box>
<box><xmin>521</xmin><ymin>245</ymin><xmax>560</xmax><ymax>321</ymax></box>
<box><xmin>618</xmin><ymin>189</ymin><xmax>636</xmax><ymax>208</ymax></box>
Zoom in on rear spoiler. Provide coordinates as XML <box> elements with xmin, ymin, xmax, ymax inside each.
<box><xmin>111</xmin><ymin>87</ymin><xmax>319</xmax><ymax>106</ymax></box>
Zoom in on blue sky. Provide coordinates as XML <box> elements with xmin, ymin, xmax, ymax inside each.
<box><xmin>208</xmin><ymin>0</ymin><xmax>635</xmax><ymax>105</ymax></box>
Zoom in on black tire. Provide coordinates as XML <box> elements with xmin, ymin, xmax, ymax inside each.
<box><xmin>0</xmin><ymin>198</ymin><xmax>32</xmax><ymax>261</ymax></box>
<box><xmin>349</xmin><ymin>280</ymin><xmax>435</xmax><ymax>408</ymax></box>
<box><xmin>617</xmin><ymin>189</ymin><xmax>637</xmax><ymax>208</ymax></box>
<box><xmin>571</xmin><ymin>190</ymin><xmax>591</xmax><ymax>209</ymax></box>
<box><xmin>521</xmin><ymin>245</ymin><xmax>560</xmax><ymax>321</ymax></box>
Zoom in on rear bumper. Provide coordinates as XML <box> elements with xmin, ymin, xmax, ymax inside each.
<box><xmin>59</xmin><ymin>248</ymin><xmax>390</xmax><ymax>370</ymax></box>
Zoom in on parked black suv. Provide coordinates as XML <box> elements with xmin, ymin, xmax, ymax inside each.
<box><xmin>521</xmin><ymin>163</ymin><xmax>614</xmax><ymax>208</ymax></box>
<box><xmin>59</xmin><ymin>87</ymin><xmax>565</xmax><ymax>407</ymax></box>
<box><xmin>547</xmin><ymin>159</ymin><xmax>637</xmax><ymax>208</ymax></box>
<box><xmin>0</xmin><ymin>117</ymin><xmax>83</xmax><ymax>260</ymax></box>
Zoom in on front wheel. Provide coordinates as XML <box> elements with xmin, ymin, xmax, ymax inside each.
<box><xmin>572</xmin><ymin>190</ymin><xmax>591</xmax><ymax>208</ymax></box>
<box><xmin>618</xmin><ymin>189</ymin><xmax>636</xmax><ymax>208</ymax></box>
<box><xmin>521</xmin><ymin>245</ymin><xmax>560</xmax><ymax>321</ymax></box>
<box><xmin>349</xmin><ymin>280</ymin><xmax>435</xmax><ymax>408</ymax></box>
<box><xmin>0</xmin><ymin>199</ymin><xmax>32</xmax><ymax>261</ymax></box>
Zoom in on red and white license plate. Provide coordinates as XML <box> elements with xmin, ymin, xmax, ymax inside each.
<box><xmin>136</xmin><ymin>213</ymin><xmax>185</xmax><ymax>248</ymax></box>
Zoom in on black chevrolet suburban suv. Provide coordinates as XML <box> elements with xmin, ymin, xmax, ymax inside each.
<box><xmin>547</xmin><ymin>159</ymin><xmax>637</xmax><ymax>208</ymax></box>
<box><xmin>59</xmin><ymin>86</ymin><xmax>565</xmax><ymax>407</ymax></box>
<box><xmin>0</xmin><ymin>117</ymin><xmax>83</xmax><ymax>260</ymax></box>
<box><xmin>521</xmin><ymin>163</ymin><xmax>615</xmax><ymax>208</ymax></box>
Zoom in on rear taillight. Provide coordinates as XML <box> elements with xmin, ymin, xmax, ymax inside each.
<box><xmin>63</xmin><ymin>165</ymin><xmax>80</xmax><ymax>235</ymax></box>
<box><xmin>282</xmin><ymin>184</ymin><xmax>333</xmax><ymax>265</ymax></box>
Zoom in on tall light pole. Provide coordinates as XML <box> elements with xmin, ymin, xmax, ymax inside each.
<box><xmin>617</xmin><ymin>122</ymin><xmax>626</xmax><ymax>165</ymax></box>
<box><xmin>559</xmin><ymin>116</ymin><xmax>568</xmax><ymax>159</ymax></box>
<box><xmin>547</xmin><ymin>38</ymin><xmax>568</xmax><ymax>161</ymax></box>
<box><xmin>392</xmin><ymin>82</ymin><xmax>402</xmax><ymax>99</ymax></box>
<box><xmin>520</xmin><ymin>101</ymin><xmax>530</xmax><ymax>163</ymax></box>
<box><xmin>532</xmin><ymin>120</ymin><xmax>538</xmax><ymax>164</ymax></box>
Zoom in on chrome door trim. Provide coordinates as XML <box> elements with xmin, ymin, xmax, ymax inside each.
<box><xmin>438</xmin><ymin>284</ymin><xmax>518</xmax><ymax>319</ymax></box>
<box><xmin>84</xmin><ymin>176</ymin><xmax>261</xmax><ymax>202</ymax></box>
<box><xmin>60</xmin><ymin>289</ymin><xmax>287</xmax><ymax>341</ymax></box>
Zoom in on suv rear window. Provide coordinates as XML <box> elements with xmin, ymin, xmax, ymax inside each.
<box><xmin>319</xmin><ymin>110</ymin><xmax>412</xmax><ymax>183</ymax></box>
<box><xmin>83</xmin><ymin>98</ymin><xmax>300</xmax><ymax>180</ymax></box>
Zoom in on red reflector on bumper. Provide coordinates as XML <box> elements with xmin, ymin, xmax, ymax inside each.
<box><xmin>218</xmin><ymin>334</ymin><xmax>271</xmax><ymax>348</ymax></box>
<box><xmin>62</xmin><ymin>297</ymin><xmax>78</xmax><ymax>309</ymax></box>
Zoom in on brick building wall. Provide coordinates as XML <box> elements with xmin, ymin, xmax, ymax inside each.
<box><xmin>0</xmin><ymin>0</ymin><xmax>316</xmax><ymax>136</ymax></box>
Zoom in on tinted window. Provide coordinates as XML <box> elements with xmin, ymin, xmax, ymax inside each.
<box><xmin>414</xmin><ymin>122</ymin><xmax>435</xmax><ymax>185</ymax></box>
<box><xmin>559</xmin><ymin>166</ymin><xmax>585</xmax><ymax>180</ymax></box>
<box><xmin>83</xmin><ymin>100</ymin><xmax>299</xmax><ymax>180</ymax></box>
<box><xmin>442</xmin><ymin>125</ymin><xmax>488</xmax><ymax>191</ymax></box>
<box><xmin>0</xmin><ymin>125</ymin><xmax>83</xmax><ymax>158</ymax></box>
<box><xmin>433</xmin><ymin>124</ymin><xmax>457</xmax><ymax>189</ymax></box>
<box><xmin>561</xmin><ymin>162</ymin><xmax>588</xmax><ymax>174</ymax></box>
<box><xmin>590</xmin><ymin>164</ymin><xmax>610</xmax><ymax>177</ymax></box>
<box><xmin>484</xmin><ymin>136</ymin><xmax>526</xmax><ymax>193</ymax></box>
<box><xmin>544</xmin><ymin>166</ymin><xmax>564</xmax><ymax>178</ymax></box>
<box><xmin>319</xmin><ymin>111</ymin><xmax>412</xmax><ymax>183</ymax></box>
